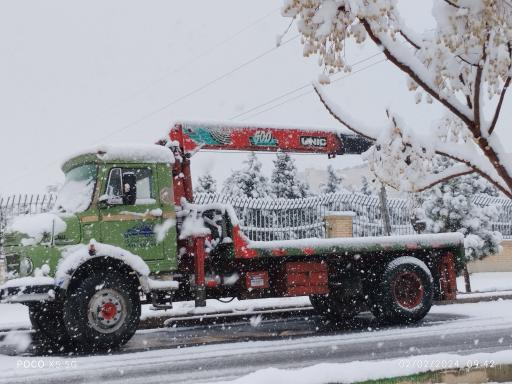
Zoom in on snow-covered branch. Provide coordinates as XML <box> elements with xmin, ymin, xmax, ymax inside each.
<box><xmin>314</xmin><ymin>83</ymin><xmax>512</xmax><ymax>197</ymax></box>
<box><xmin>285</xmin><ymin>0</ymin><xmax>512</xmax><ymax>197</ymax></box>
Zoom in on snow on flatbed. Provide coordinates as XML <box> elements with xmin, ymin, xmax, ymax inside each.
<box><xmin>249</xmin><ymin>232</ymin><xmax>464</xmax><ymax>251</ymax></box>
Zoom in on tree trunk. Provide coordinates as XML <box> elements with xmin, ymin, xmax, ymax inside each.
<box><xmin>379</xmin><ymin>184</ymin><xmax>392</xmax><ymax>236</ymax></box>
<box><xmin>463</xmin><ymin>266</ymin><xmax>472</xmax><ymax>293</ymax></box>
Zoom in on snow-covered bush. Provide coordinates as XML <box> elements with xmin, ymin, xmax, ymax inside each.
<box><xmin>284</xmin><ymin>0</ymin><xmax>512</xmax><ymax>197</ymax></box>
<box><xmin>271</xmin><ymin>152</ymin><xmax>309</xmax><ymax>198</ymax></box>
<box><xmin>194</xmin><ymin>173</ymin><xmax>218</xmax><ymax>195</ymax></box>
<box><xmin>420</xmin><ymin>157</ymin><xmax>502</xmax><ymax>270</ymax></box>
<box><xmin>222</xmin><ymin>152</ymin><xmax>270</xmax><ymax>199</ymax></box>
<box><xmin>320</xmin><ymin>165</ymin><xmax>346</xmax><ymax>194</ymax></box>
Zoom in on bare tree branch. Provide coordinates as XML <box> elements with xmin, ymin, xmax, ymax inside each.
<box><xmin>488</xmin><ymin>77</ymin><xmax>511</xmax><ymax>135</ymax></box>
<box><xmin>459</xmin><ymin>74</ymin><xmax>473</xmax><ymax>109</ymax></box>
<box><xmin>473</xmin><ymin>33</ymin><xmax>489</xmax><ymax>134</ymax></box>
<box><xmin>488</xmin><ymin>43</ymin><xmax>512</xmax><ymax>135</ymax></box>
<box><xmin>442</xmin><ymin>0</ymin><xmax>461</xmax><ymax>9</ymax></box>
<box><xmin>399</xmin><ymin>30</ymin><xmax>420</xmax><ymax>50</ymax></box>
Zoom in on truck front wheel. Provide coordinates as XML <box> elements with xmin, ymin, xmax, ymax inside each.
<box><xmin>29</xmin><ymin>302</ymin><xmax>70</xmax><ymax>348</ymax></box>
<box><xmin>63</xmin><ymin>271</ymin><xmax>141</xmax><ymax>351</ymax></box>
<box><xmin>368</xmin><ymin>256</ymin><xmax>433</xmax><ymax>324</ymax></box>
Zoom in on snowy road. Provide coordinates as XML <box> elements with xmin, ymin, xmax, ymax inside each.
<box><xmin>1</xmin><ymin>299</ymin><xmax>512</xmax><ymax>383</ymax></box>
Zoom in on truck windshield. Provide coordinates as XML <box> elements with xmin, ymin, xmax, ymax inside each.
<box><xmin>55</xmin><ymin>164</ymin><xmax>97</xmax><ymax>213</ymax></box>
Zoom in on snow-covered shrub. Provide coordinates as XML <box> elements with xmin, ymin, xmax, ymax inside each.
<box><xmin>320</xmin><ymin>165</ymin><xmax>346</xmax><ymax>194</ymax></box>
<box><xmin>194</xmin><ymin>173</ymin><xmax>218</xmax><ymax>195</ymax></box>
<box><xmin>271</xmin><ymin>152</ymin><xmax>309</xmax><ymax>199</ymax></box>
<box><xmin>222</xmin><ymin>152</ymin><xmax>270</xmax><ymax>199</ymax></box>
<box><xmin>420</xmin><ymin>157</ymin><xmax>502</xmax><ymax>270</ymax></box>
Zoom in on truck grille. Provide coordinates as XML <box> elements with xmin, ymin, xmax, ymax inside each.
<box><xmin>2</xmin><ymin>233</ymin><xmax>18</xmax><ymax>244</ymax></box>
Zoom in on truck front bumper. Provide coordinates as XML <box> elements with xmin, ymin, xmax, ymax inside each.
<box><xmin>0</xmin><ymin>278</ymin><xmax>57</xmax><ymax>304</ymax></box>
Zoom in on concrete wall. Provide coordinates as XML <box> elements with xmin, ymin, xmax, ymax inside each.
<box><xmin>468</xmin><ymin>239</ymin><xmax>512</xmax><ymax>273</ymax></box>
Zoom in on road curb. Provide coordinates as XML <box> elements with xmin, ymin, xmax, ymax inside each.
<box><xmin>139</xmin><ymin>293</ymin><xmax>512</xmax><ymax>329</ymax></box>
<box><xmin>434</xmin><ymin>293</ymin><xmax>512</xmax><ymax>305</ymax></box>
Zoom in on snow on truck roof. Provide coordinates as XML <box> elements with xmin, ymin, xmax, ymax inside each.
<box><xmin>62</xmin><ymin>144</ymin><xmax>174</xmax><ymax>169</ymax></box>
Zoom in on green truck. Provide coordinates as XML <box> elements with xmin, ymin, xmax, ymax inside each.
<box><xmin>0</xmin><ymin>122</ymin><xmax>463</xmax><ymax>351</ymax></box>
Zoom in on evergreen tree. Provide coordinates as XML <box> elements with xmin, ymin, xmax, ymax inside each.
<box><xmin>420</xmin><ymin>156</ymin><xmax>502</xmax><ymax>270</ymax></box>
<box><xmin>194</xmin><ymin>173</ymin><xmax>217</xmax><ymax>194</ymax></box>
<box><xmin>359</xmin><ymin>176</ymin><xmax>379</xmax><ymax>196</ymax></box>
<box><xmin>271</xmin><ymin>152</ymin><xmax>309</xmax><ymax>199</ymax></box>
<box><xmin>320</xmin><ymin>165</ymin><xmax>345</xmax><ymax>194</ymax></box>
<box><xmin>221</xmin><ymin>152</ymin><xmax>270</xmax><ymax>198</ymax></box>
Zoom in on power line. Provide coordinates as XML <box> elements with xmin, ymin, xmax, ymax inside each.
<box><xmin>0</xmin><ymin>35</ymin><xmax>300</xmax><ymax>193</ymax></box>
<box><xmin>229</xmin><ymin>52</ymin><xmax>383</xmax><ymax>121</ymax></box>
<box><xmin>93</xmin><ymin>7</ymin><xmax>280</xmax><ymax>120</ymax></box>
<box><xmin>91</xmin><ymin>34</ymin><xmax>300</xmax><ymax>145</ymax></box>
<box><xmin>238</xmin><ymin>58</ymin><xmax>387</xmax><ymax>121</ymax></box>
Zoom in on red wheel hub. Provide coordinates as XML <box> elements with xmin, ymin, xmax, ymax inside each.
<box><xmin>392</xmin><ymin>272</ymin><xmax>424</xmax><ymax>309</ymax></box>
<box><xmin>100</xmin><ymin>302</ymin><xmax>118</xmax><ymax>321</ymax></box>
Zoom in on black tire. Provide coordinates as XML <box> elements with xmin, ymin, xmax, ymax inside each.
<box><xmin>367</xmin><ymin>256</ymin><xmax>433</xmax><ymax>324</ymax></box>
<box><xmin>309</xmin><ymin>291</ymin><xmax>360</xmax><ymax>322</ymax></box>
<box><xmin>63</xmin><ymin>270</ymin><xmax>141</xmax><ymax>351</ymax></box>
<box><xmin>29</xmin><ymin>302</ymin><xmax>71</xmax><ymax>348</ymax></box>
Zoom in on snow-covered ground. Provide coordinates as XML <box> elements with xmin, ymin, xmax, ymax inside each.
<box><xmin>0</xmin><ymin>304</ymin><xmax>29</xmax><ymax>331</ymax></box>
<box><xmin>456</xmin><ymin>272</ymin><xmax>512</xmax><ymax>293</ymax></box>
<box><xmin>210</xmin><ymin>350</ymin><xmax>512</xmax><ymax>384</ymax></box>
<box><xmin>2</xmin><ymin>299</ymin><xmax>512</xmax><ymax>383</ymax></box>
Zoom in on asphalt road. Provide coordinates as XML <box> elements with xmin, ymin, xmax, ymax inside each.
<box><xmin>2</xmin><ymin>303</ymin><xmax>512</xmax><ymax>384</ymax></box>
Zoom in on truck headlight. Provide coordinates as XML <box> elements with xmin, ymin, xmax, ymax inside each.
<box><xmin>19</xmin><ymin>258</ymin><xmax>33</xmax><ymax>276</ymax></box>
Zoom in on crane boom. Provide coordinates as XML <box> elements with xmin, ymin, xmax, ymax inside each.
<box><xmin>168</xmin><ymin>121</ymin><xmax>372</xmax><ymax>157</ymax></box>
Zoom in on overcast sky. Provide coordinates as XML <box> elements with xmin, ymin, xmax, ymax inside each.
<box><xmin>1</xmin><ymin>0</ymin><xmax>510</xmax><ymax>196</ymax></box>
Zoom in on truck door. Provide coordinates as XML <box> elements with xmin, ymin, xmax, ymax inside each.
<box><xmin>99</xmin><ymin>165</ymin><xmax>166</xmax><ymax>261</ymax></box>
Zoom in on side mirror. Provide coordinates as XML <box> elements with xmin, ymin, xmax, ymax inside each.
<box><xmin>122</xmin><ymin>172</ymin><xmax>137</xmax><ymax>205</ymax></box>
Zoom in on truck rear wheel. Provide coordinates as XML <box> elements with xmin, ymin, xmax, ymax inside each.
<box><xmin>63</xmin><ymin>271</ymin><xmax>141</xmax><ymax>351</ymax></box>
<box><xmin>368</xmin><ymin>256</ymin><xmax>433</xmax><ymax>324</ymax></box>
<box><xmin>29</xmin><ymin>302</ymin><xmax>70</xmax><ymax>348</ymax></box>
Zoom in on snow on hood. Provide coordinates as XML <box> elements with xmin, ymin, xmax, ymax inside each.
<box><xmin>56</xmin><ymin>240</ymin><xmax>150</xmax><ymax>279</ymax></box>
<box><xmin>7</xmin><ymin>213</ymin><xmax>67</xmax><ymax>246</ymax></box>
<box><xmin>62</xmin><ymin>144</ymin><xmax>174</xmax><ymax>166</ymax></box>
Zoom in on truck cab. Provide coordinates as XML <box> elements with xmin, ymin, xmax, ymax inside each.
<box><xmin>1</xmin><ymin>145</ymin><xmax>181</xmax><ymax>350</ymax></box>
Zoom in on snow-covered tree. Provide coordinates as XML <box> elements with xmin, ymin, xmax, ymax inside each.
<box><xmin>358</xmin><ymin>176</ymin><xmax>380</xmax><ymax>196</ymax></box>
<box><xmin>320</xmin><ymin>165</ymin><xmax>345</xmax><ymax>194</ymax></box>
<box><xmin>194</xmin><ymin>173</ymin><xmax>217</xmax><ymax>194</ymax></box>
<box><xmin>283</xmin><ymin>0</ymin><xmax>512</xmax><ymax>197</ymax></box>
<box><xmin>420</xmin><ymin>156</ymin><xmax>502</xmax><ymax>270</ymax></box>
<box><xmin>271</xmin><ymin>152</ymin><xmax>309</xmax><ymax>198</ymax></box>
<box><xmin>221</xmin><ymin>152</ymin><xmax>270</xmax><ymax>198</ymax></box>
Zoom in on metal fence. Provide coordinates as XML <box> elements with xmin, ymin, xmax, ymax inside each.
<box><xmin>472</xmin><ymin>194</ymin><xmax>512</xmax><ymax>238</ymax></box>
<box><xmin>0</xmin><ymin>194</ymin><xmax>57</xmax><ymax>238</ymax></box>
<box><xmin>194</xmin><ymin>192</ymin><xmax>417</xmax><ymax>241</ymax></box>
<box><xmin>1</xmin><ymin>192</ymin><xmax>511</xmax><ymax>242</ymax></box>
